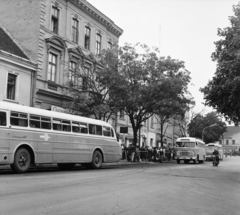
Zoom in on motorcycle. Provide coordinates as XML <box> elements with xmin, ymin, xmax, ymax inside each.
<box><xmin>212</xmin><ymin>155</ymin><xmax>220</xmax><ymax>166</ymax></box>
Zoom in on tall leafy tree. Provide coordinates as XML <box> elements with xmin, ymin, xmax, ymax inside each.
<box><xmin>200</xmin><ymin>3</ymin><xmax>240</xmax><ymax>125</ymax></box>
<box><xmin>188</xmin><ymin>112</ymin><xmax>227</xmax><ymax>144</ymax></box>
<box><xmin>113</xmin><ymin>44</ymin><xmax>192</xmax><ymax>146</ymax></box>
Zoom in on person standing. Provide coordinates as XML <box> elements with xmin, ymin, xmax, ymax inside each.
<box><xmin>159</xmin><ymin>147</ymin><xmax>164</xmax><ymax>163</ymax></box>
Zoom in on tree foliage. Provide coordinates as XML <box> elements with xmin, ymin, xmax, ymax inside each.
<box><xmin>200</xmin><ymin>3</ymin><xmax>240</xmax><ymax>125</ymax></box>
<box><xmin>188</xmin><ymin>111</ymin><xmax>227</xmax><ymax>144</ymax></box>
<box><xmin>65</xmin><ymin>45</ymin><xmax>120</xmax><ymax>121</ymax></box>
<box><xmin>112</xmin><ymin>43</ymin><xmax>193</xmax><ymax>146</ymax></box>
<box><xmin>66</xmin><ymin>43</ymin><xmax>193</xmax><ymax>147</ymax></box>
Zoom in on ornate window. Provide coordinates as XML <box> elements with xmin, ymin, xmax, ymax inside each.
<box><xmin>51</xmin><ymin>6</ymin><xmax>60</xmax><ymax>34</ymax></box>
<box><xmin>72</xmin><ymin>18</ymin><xmax>79</xmax><ymax>43</ymax></box>
<box><xmin>95</xmin><ymin>33</ymin><xmax>101</xmax><ymax>54</ymax></box>
<box><xmin>107</xmin><ymin>41</ymin><xmax>112</xmax><ymax>49</ymax></box>
<box><xmin>84</xmin><ymin>26</ymin><xmax>91</xmax><ymax>50</ymax></box>
<box><xmin>48</xmin><ymin>53</ymin><xmax>57</xmax><ymax>82</ymax></box>
<box><xmin>82</xmin><ymin>67</ymin><xmax>90</xmax><ymax>91</ymax></box>
<box><xmin>45</xmin><ymin>36</ymin><xmax>67</xmax><ymax>85</ymax></box>
<box><xmin>69</xmin><ymin>61</ymin><xmax>77</xmax><ymax>86</ymax></box>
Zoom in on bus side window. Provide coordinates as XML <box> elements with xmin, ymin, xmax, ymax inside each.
<box><xmin>72</xmin><ymin>122</ymin><xmax>80</xmax><ymax>133</ymax></box>
<box><xmin>10</xmin><ymin>112</ymin><xmax>28</xmax><ymax>127</ymax></box>
<box><xmin>41</xmin><ymin>117</ymin><xmax>51</xmax><ymax>129</ymax></box>
<box><xmin>111</xmin><ymin>129</ymin><xmax>114</xmax><ymax>137</ymax></box>
<box><xmin>30</xmin><ymin>115</ymin><xmax>41</xmax><ymax>128</ymax></box>
<box><xmin>0</xmin><ymin>112</ymin><xmax>6</xmax><ymax>126</ymax></box>
<box><xmin>89</xmin><ymin>124</ymin><xmax>96</xmax><ymax>135</ymax></box>
<box><xmin>80</xmin><ymin>123</ymin><xmax>88</xmax><ymax>134</ymax></box>
<box><xmin>53</xmin><ymin>119</ymin><xmax>62</xmax><ymax>131</ymax></box>
<box><xmin>96</xmin><ymin>125</ymin><xmax>102</xmax><ymax>136</ymax></box>
<box><xmin>103</xmin><ymin>126</ymin><xmax>111</xmax><ymax>137</ymax></box>
<box><xmin>62</xmin><ymin>120</ymin><xmax>71</xmax><ymax>132</ymax></box>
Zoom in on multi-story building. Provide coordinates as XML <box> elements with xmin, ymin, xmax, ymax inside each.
<box><xmin>0</xmin><ymin>26</ymin><xmax>37</xmax><ymax>106</ymax></box>
<box><xmin>220</xmin><ymin>126</ymin><xmax>240</xmax><ymax>152</ymax></box>
<box><xmin>0</xmin><ymin>0</ymin><xmax>123</xmax><ymax>110</ymax></box>
<box><xmin>117</xmin><ymin>112</ymin><xmax>181</xmax><ymax>148</ymax></box>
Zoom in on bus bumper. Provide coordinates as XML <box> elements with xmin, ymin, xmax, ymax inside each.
<box><xmin>176</xmin><ymin>156</ymin><xmax>197</xmax><ymax>160</ymax></box>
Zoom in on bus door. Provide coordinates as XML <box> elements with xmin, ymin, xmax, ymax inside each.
<box><xmin>0</xmin><ymin>111</ymin><xmax>9</xmax><ymax>164</ymax></box>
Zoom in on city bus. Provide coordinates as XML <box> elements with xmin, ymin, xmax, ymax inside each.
<box><xmin>205</xmin><ymin>143</ymin><xmax>224</xmax><ymax>161</ymax></box>
<box><xmin>175</xmin><ymin>137</ymin><xmax>206</xmax><ymax>164</ymax></box>
<box><xmin>0</xmin><ymin>101</ymin><xmax>122</xmax><ymax>173</ymax></box>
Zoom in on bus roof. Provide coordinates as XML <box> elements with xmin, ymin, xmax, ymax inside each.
<box><xmin>0</xmin><ymin>101</ymin><xmax>112</xmax><ymax>127</ymax></box>
<box><xmin>176</xmin><ymin>137</ymin><xmax>204</xmax><ymax>144</ymax></box>
<box><xmin>205</xmin><ymin>143</ymin><xmax>223</xmax><ymax>147</ymax></box>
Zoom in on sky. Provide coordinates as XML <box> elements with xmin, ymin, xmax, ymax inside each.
<box><xmin>89</xmin><ymin>0</ymin><xmax>239</xmax><ymax>113</ymax></box>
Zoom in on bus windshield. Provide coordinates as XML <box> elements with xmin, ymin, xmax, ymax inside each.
<box><xmin>176</xmin><ymin>142</ymin><xmax>195</xmax><ymax>147</ymax></box>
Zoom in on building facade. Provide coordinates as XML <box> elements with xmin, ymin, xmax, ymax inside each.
<box><xmin>0</xmin><ymin>0</ymin><xmax>123</xmax><ymax>110</ymax></box>
<box><xmin>0</xmin><ymin>27</ymin><xmax>37</xmax><ymax>106</ymax></box>
<box><xmin>221</xmin><ymin>126</ymin><xmax>240</xmax><ymax>152</ymax></box>
<box><xmin>117</xmin><ymin>112</ymin><xmax>181</xmax><ymax>148</ymax></box>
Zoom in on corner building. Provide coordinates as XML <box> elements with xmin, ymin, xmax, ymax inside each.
<box><xmin>0</xmin><ymin>0</ymin><xmax>123</xmax><ymax>110</ymax></box>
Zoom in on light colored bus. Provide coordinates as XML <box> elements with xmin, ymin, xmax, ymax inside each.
<box><xmin>205</xmin><ymin>143</ymin><xmax>223</xmax><ymax>161</ymax></box>
<box><xmin>175</xmin><ymin>137</ymin><xmax>206</xmax><ymax>164</ymax></box>
<box><xmin>0</xmin><ymin>101</ymin><xmax>122</xmax><ymax>173</ymax></box>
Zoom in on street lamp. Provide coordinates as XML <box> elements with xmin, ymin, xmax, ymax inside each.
<box><xmin>202</xmin><ymin>123</ymin><xmax>217</xmax><ymax>142</ymax></box>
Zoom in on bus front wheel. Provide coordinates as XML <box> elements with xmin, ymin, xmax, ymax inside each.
<box><xmin>92</xmin><ymin>150</ymin><xmax>103</xmax><ymax>169</ymax></box>
<box><xmin>11</xmin><ymin>148</ymin><xmax>31</xmax><ymax>173</ymax></box>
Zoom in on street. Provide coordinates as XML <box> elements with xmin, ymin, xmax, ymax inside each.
<box><xmin>0</xmin><ymin>157</ymin><xmax>240</xmax><ymax>215</ymax></box>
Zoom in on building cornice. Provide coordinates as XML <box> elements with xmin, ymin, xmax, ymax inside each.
<box><xmin>69</xmin><ymin>0</ymin><xmax>123</xmax><ymax>37</ymax></box>
<box><xmin>0</xmin><ymin>50</ymin><xmax>37</xmax><ymax>71</ymax></box>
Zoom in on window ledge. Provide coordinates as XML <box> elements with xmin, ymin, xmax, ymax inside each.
<box><xmin>3</xmin><ymin>99</ymin><xmax>19</xmax><ymax>104</ymax></box>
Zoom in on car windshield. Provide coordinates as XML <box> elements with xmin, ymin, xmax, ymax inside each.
<box><xmin>176</xmin><ymin>142</ymin><xmax>195</xmax><ymax>147</ymax></box>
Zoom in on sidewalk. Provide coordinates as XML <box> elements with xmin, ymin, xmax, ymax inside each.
<box><xmin>103</xmin><ymin>159</ymin><xmax>176</xmax><ymax>166</ymax></box>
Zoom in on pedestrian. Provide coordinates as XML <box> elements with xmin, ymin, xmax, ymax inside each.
<box><xmin>159</xmin><ymin>147</ymin><xmax>164</xmax><ymax>163</ymax></box>
<box><xmin>153</xmin><ymin>147</ymin><xmax>157</xmax><ymax>162</ymax></box>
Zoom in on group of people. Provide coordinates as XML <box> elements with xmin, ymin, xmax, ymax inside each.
<box><xmin>121</xmin><ymin>144</ymin><xmax>175</xmax><ymax>163</ymax></box>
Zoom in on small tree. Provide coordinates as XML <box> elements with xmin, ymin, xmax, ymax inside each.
<box><xmin>188</xmin><ymin>112</ymin><xmax>227</xmax><ymax>144</ymax></box>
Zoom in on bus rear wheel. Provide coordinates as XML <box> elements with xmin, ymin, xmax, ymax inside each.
<box><xmin>11</xmin><ymin>148</ymin><xmax>31</xmax><ymax>173</ymax></box>
<box><xmin>92</xmin><ymin>150</ymin><xmax>103</xmax><ymax>169</ymax></box>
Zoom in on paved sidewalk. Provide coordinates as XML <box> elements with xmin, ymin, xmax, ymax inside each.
<box><xmin>104</xmin><ymin>159</ymin><xmax>176</xmax><ymax>166</ymax></box>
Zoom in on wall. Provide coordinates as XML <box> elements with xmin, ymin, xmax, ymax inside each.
<box><xmin>0</xmin><ymin>0</ymin><xmax>41</xmax><ymax>62</ymax></box>
<box><xmin>0</xmin><ymin>56</ymin><xmax>33</xmax><ymax>106</ymax></box>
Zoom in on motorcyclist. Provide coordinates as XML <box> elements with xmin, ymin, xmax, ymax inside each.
<box><xmin>212</xmin><ymin>149</ymin><xmax>220</xmax><ymax>163</ymax></box>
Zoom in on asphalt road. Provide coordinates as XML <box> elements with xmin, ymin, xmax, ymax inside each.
<box><xmin>0</xmin><ymin>157</ymin><xmax>240</xmax><ymax>215</ymax></box>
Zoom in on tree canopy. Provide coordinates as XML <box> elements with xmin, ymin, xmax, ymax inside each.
<box><xmin>188</xmin><ymin>111</ymin><xmax>227</xmax><ymax>144</ymax></box>
<box><xmin>112</xmin><ymin>43</ymin><xmax>193</xmax><ymax>146</ymax></box>
<box><xmin>66</xmin><ymin>43</ymin><xmax>193</xmax><ymax>146</ymax></box>
<box><xmin>200</xmin><ymin>3</ymin><xmax>240</xmax><ymax>125</ymax></box>
<box><xmin>65</xmin><ymin>45</ymin><xmax>120</xmax><ymax>121</ymax></box>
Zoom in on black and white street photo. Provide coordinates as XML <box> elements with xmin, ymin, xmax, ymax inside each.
<box><xmin>0</xmin><ymin>0</ymin><xmax>240</xmax><ymax>214</ymax></box>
